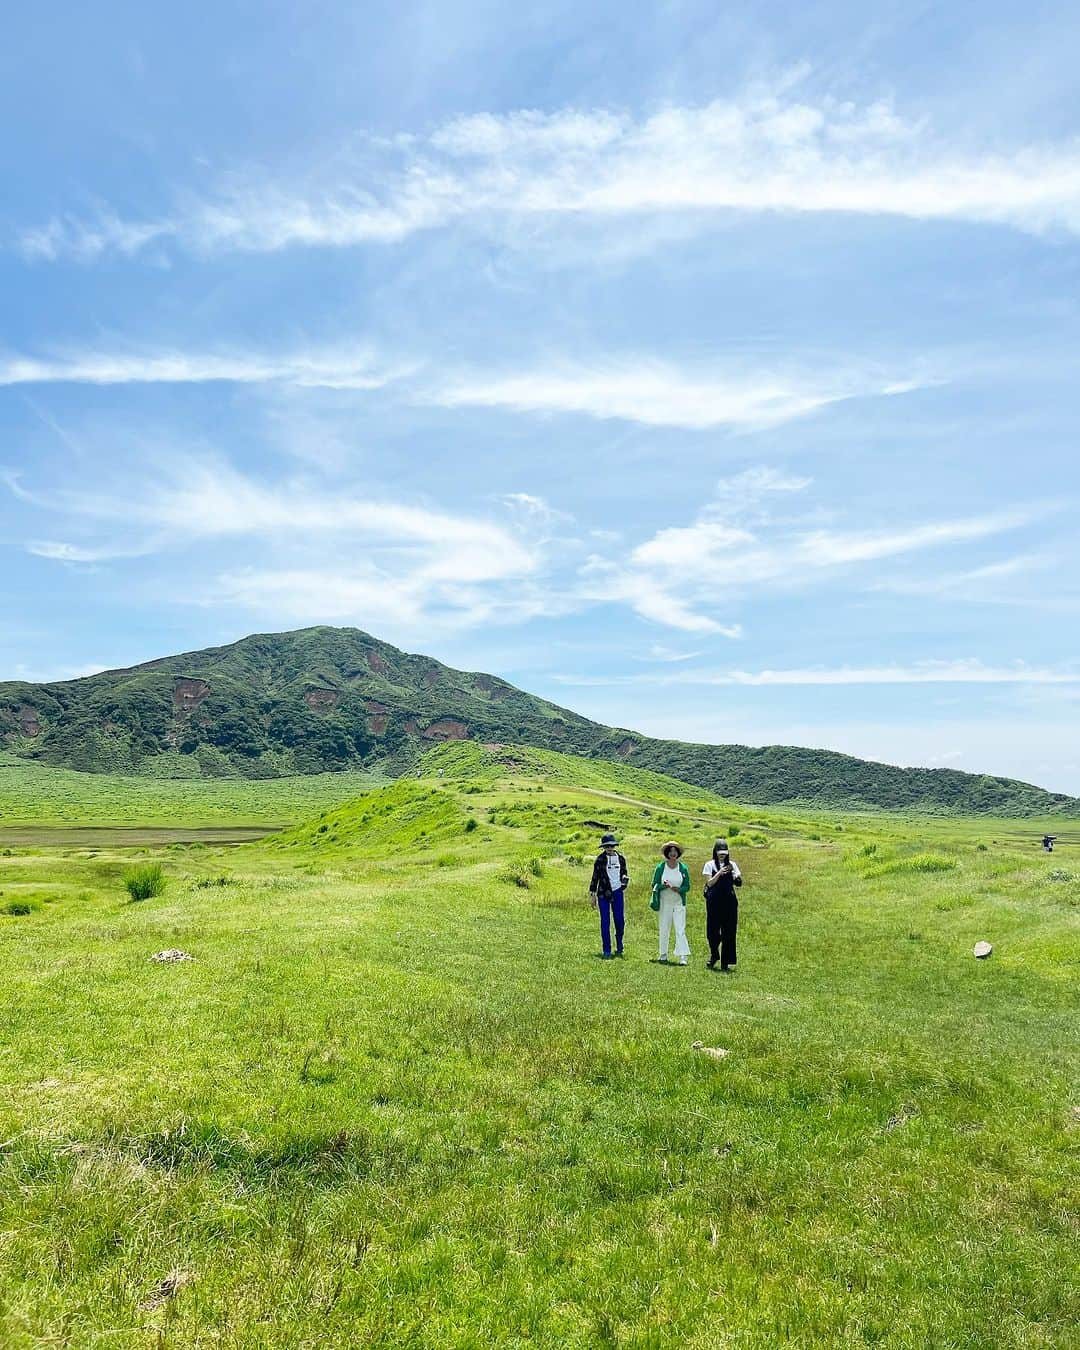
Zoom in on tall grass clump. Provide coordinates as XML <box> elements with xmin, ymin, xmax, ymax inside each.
<box><xmin>124</xmin><ymin>863</ymin><xmax>167</xmax><ymax>901</ymax></box>
<box><xmin>863</xmin><ymin>852</ymin><xmax>958</xmax><ymax>879</ymax></box>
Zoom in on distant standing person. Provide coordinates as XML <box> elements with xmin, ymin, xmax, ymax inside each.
<box><xmin>702</xmin><ymin>838</ymin><xmax>742</xmax><ymax>973</ymax></box>
<box><xmin>651</xmin><ymin>842</ymin><xmax>691</xmax><ymax>965</ymax></box>
<box><xmin>589</xmin><ymin>832</ymin><xmax>629</xmax><ymax>959</ymax></box>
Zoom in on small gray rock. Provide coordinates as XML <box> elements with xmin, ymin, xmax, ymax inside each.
<box><xmin>151</xmin><ymin>949</ymin><xmax>194</xmax><ymax>963</ymax></box>
<box><xmin>973</xmin><ymin>941</ymin><xmax>993</xmax><ymax>959</ymax></box>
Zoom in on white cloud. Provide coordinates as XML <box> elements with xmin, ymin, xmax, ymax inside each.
<box><xmin>553</xmin><ymin>660</ymin><xmax>1080</xmax><ymax>687</ymax></box>
<box><xmin>0</xmin><ymin>341</ymin><xmax>928</xmax><ymax>433</ymax></box>
<box><xmin>588</xmin><ymin>496</ymin><xmax>1050</xmax><ymax>632</ymax></box>
<box><xmin>9</xmin><ymin>455</ymin><xmax>568</xmax><ymax>633</ymax></box>
<box><xmin>0</xmin><ymin>345</ymin><xmax>405</xmax><ymax>390</ymax></box>
<box><xmin>11</xmin><ymin>457</ymin><xmax>531</xmax><ymax>569</ymax></box>
<box><xmin>18</xmin><ymin>88</ymin><xmax>1080</xmax><ymax>261</ymax></box>
<box><xmin>26</xmin><ymin>540</ymin><xmax>150</xmax><ymax>563</ymax></box>
<box><xmin>871</xmin><ymin>553</ymin><xmax>1056</xmax><ymax>601</ymax></box>
<box><xmin>721</xmin><ymin>466</ymin><xmax>813</xmax><ymax>497</ymax></box>
<box><xmin>641</xmin><ymin>644</ymin><xmax>702</xmax><ymax>663</ymax></box>
<box><xmin>17</xmin><ymin>212</ymin><xmax>172</xmax><ymax>262</ymax></box>
<box><xmin>427</xmin><ymin>361</ymin><xmax>923</xmax><ymax>431</ymax></box>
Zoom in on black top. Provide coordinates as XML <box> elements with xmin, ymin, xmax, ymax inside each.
<box><xmin>590</xmin><ymin>851</ymin><xmax>629</xmax><ymax>897</ymax></box>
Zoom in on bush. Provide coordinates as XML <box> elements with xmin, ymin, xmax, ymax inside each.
<box><xmin>498</xmin><ymin>864</ymin><xmax>532</xmax><ymax>889</ymax></box>
<box><xmin>464</xmin><ymin>817</ymin><xmax>479</xmax><ymax>833</ymax></box>
<box><xmin>1047</xmin><ymin>869</ymin><xmax>1074</xmax><ymax>883</ymax></box>
<box><xmin>528</xmin><ymin>857</ymin><xmax>545</xmax><ymax>878</ymax></box>
<box><xmin>124</xmin><ymin>864</ymin><xmax>167</xmax><ymax>901</ymax></box>
<box><xmin>2</xmin><ymin>899</ymin><xmax>37</xmax><ymax>916</ymax></box>
<box><xmin>726</xmin><ymin>824</ymin><xmax>740</xmax><ymax>838</ymax></box>
<box><xmin>194</xmin><ymin>874</ymin><xmax>233</xmax><ymax>889</ymax></box>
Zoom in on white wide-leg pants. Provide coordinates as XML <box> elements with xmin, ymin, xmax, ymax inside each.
<box><xmin>658</xmin><ymin>893</ymin><xmax>690</xmax><ymax>960</ymax></box>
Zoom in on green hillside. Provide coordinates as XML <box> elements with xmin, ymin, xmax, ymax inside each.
<box><xmin>2</xmin><ymin>625</ymin><xmax>1077</xmax><ymax>817</ymax></box>
<box><xmin>2</xmin><ymin>744</ymin><xmax>1076</xmax><ymax>1345</ymax></box>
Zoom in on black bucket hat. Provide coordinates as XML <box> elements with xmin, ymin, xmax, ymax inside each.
<box><xmin>601</xmin><ymin>833</ymin><xmax>618</xmax><ymax>847</ymax></box>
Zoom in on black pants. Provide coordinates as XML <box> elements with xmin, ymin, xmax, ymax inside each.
<box><xmin>706</xmin><ymin>892</ymin><xmax>738</xmax><ymax>968</ymax></box>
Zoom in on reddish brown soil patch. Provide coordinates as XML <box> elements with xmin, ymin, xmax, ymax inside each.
<box><xmin>616</xmin><ymin>737</ymin><xmax>637</xmax><ymax>758</ymax></box>
<box><xmin>18</xmin><ymin>706</ymin><xmax>41</xmax><ymax>737</ymax></box>
<box><xmin>474</xmin><ymin>674</ymin><xmax>511</xmax><ymax>701</ymax></box>
<box><xmin>367</xmin><ymin>650</ymin><xmax>388</xmax><ymax>675</ymax></box>
<box><xmin>422</xmin><ymin>718</ymin><xmax>469</xmax><ymax>741</ymax></box>
<box><xmin>304</xmin><ymin>688</ymin><xmax>340</xmax><ymax>713</ymax></box>
<box><xmin>173</xmin><ymin>678</ymin><xmax>210</xmax><ymax>714</ymax></box>
<box><xmin>365</xmin><ymin>700</ymin><xmax>390</xmax><ymax>736</ymax></box>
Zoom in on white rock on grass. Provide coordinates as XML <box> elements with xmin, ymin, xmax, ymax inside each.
<box><xmin>973</xmin><ymin>941</ymin><xmax>993</xmax><ymax>959</ymax></box>
<box><xmin>150</xmin><ymin>949</ymin><xmax>194</xmax><ymax>963</ymax></box>
<box><xmin>691</xmin><ymin>1041</ymin><xmax>730</xmax><ymax>1061</ymax></box>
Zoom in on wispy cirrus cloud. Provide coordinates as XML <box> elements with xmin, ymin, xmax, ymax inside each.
<box><xmin>6</xmin><ymin>454</ymin><xmax>566</xmax><ymax>633</ymax></box>
<box><xmin>26</xmin><ymin>540</ymin><xmax>152</xmax><ymax>563</ymax></box>
<box><xmin>584</xmin><ymin>492</ymin><xmax>1052</xmax><ymax>633</ymax></box>
<box><xmin>0</xmin><ymin>345</ymin><xmax>405</xmax><ymax>390</ymax></box>
<box><xmin>8</xmin><ymin>455</ymin><xmax>539</xmax><ymax>578</ymax></box>
<box><xmin>428</xmin><ymin>360</ymin><xmax>925</xmax><ymax>431</ymax></box>
<box><xmin>553</xmin><ymin>660</ymin><xmax>1080</xmax><ymax>688</ymax></box>
<box><xmin>16</xmin><ymin>88</ymin><xmax>1080</xmax><ymax>262</ymax></box>
<box><xmin>0</xmin><ymin>340</ymin><xmax>931</xmax><ymax>432</ymax></box>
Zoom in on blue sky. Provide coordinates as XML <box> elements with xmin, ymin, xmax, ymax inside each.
<box><xmin>3</xmin><ymin>1</ymin><xmax>1080</xmax><ymax>790</ymax></box>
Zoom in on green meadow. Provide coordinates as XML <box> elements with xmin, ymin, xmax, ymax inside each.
<box><xmin>0</xmin><ymin>742</ymin><xmax>1076</xmax><ymax>1347</ymax></box>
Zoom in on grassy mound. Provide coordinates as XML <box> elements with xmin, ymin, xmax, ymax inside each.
<box><xmin>269</xmin><ymin>780</ymin><xmax>472</xmax><ymax>857</ymax></box>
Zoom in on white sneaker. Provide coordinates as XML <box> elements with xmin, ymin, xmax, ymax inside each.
<box><xmin>678</xmin><ymin>957</ymin><xmax>688</xmax><ymax>965</ymax></box>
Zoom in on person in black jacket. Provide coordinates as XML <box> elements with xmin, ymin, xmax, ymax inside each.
<box><xmin>702</xmin><ymin>838</ymin><xmax>742</xmax><ymax>972</ymax></box>
<box><xmin>589</xmin><ymin>832</ymin><xmax>629</xmax><ymax>959</ymax></box>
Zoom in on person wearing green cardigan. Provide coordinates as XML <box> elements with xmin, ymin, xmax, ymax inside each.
<box><xmin>650</xmin><ymin>841</ymin><xmax>691</xmax><ymax>965</ymax></box>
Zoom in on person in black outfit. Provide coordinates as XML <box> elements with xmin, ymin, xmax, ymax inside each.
<box><xmin>702</xmin><ymin>838</ymin><xmax>742</xmax><ymax>972</ymax></box>
<box><xmin>588</xmin><ymin>832</ymin><xmax>629</xmax><ymax>959</ymax></box>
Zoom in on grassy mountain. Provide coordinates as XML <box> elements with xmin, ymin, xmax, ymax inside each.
<box><xmin>2</xmin><ymin>625</ymin><xmax>1077</xmax><ymax>816</ymax></box>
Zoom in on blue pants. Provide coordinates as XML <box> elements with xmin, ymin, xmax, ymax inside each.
<box><xmin>599</xmin><ymin>889</ymin><xmax>625</xmax><ymax>955</ymax></box>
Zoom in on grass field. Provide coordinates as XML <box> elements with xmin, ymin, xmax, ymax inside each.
<box><xmin>0</xmin><ymin>743</ymin><xmax>1076</xmax><ymax>1347</ymax></box>
<box><xmin>0</xmin><ymin>751</ymin><xmax>382</xmax><ymax>827</ymax></box>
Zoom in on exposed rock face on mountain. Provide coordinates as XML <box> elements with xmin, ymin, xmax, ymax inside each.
<box><xmin>2</xmin><ymin>626</ymin><xmax>1077</xmax><ymax>816</ymax></box>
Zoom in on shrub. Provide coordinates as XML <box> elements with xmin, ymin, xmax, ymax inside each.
<box><xmin>2</xmin><ymin>899</ymin><xmax>37</xmax><ymax>916</ymax></box>
<box><xmin>124</xmin><ymin>864</ymin><xmax>167</xmax><ymax>901</ymax></box>
<box><xmin>498</xmin><ymin>864</ymin><xmax>532</xmax><ymax>889</ymax></box>
<box><xmin>194</xmin><ymin>875</ymin><xmax>233</xmax><ymax>889</ymax></box>
<box><xmin>1047</xmin><ymin>869</ymin><xmax>1074</xmax><ymax>883</ymax></box>
<box><xmin>464</xmin><ymin>817</ymin><xmax>479</xmax><ymax>833</ymax></box>
<box><xmin>528</xmin><ymin>857</ymin><xmax>545</xmax><ymax>878</ymax></box>
<box><xmin>976</xmin><ymin>843</ymin><xmax>988</xmax><ymax>851</ymax></box>
<box><xmin>727</xmin><ymin>825</ymin><xmax>740</xmax><ymax>838</ymax></box>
